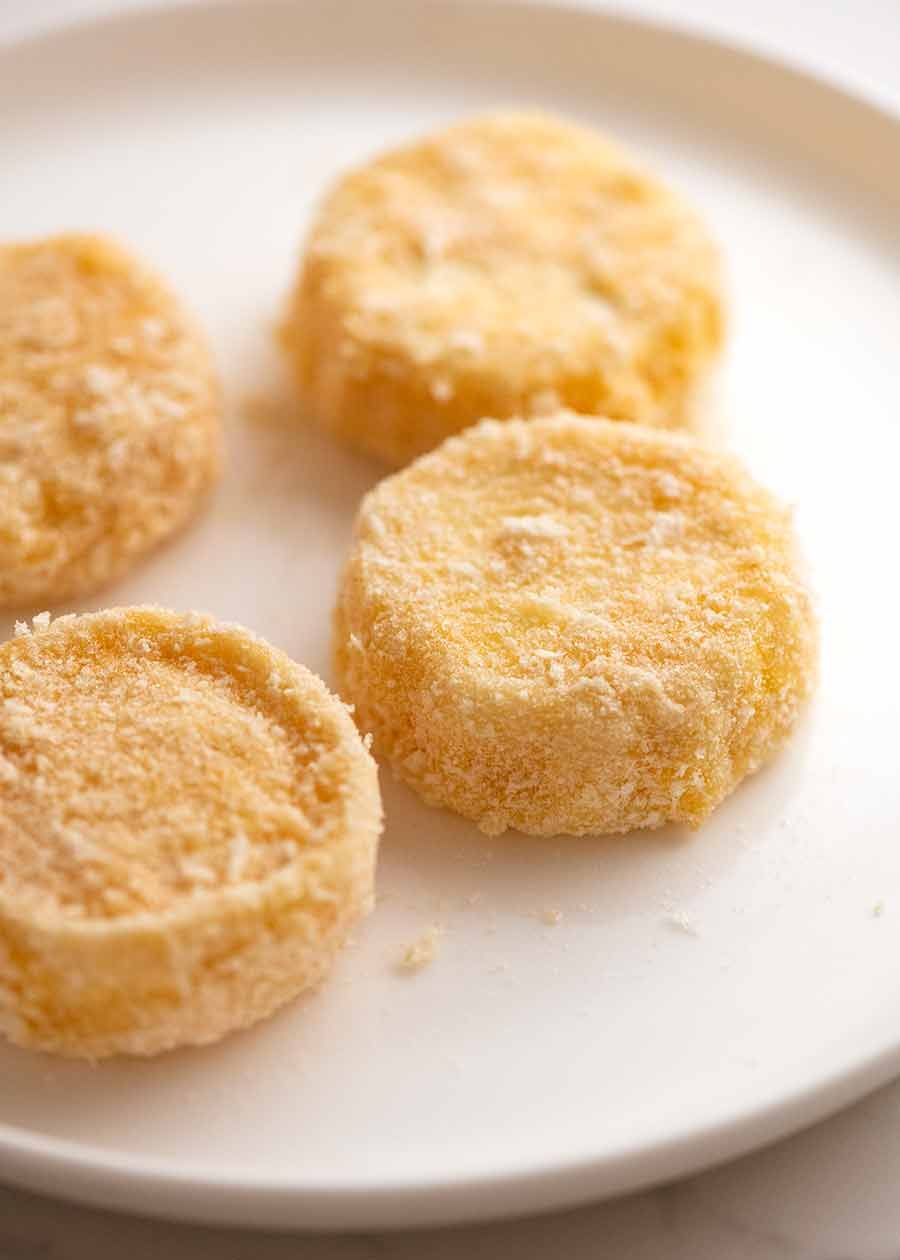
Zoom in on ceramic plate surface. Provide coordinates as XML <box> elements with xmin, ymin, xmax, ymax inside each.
<box><xmin>1</xmin><ymin>0</ymin><xmax>900</xmax><ymax>1230</ymax></box>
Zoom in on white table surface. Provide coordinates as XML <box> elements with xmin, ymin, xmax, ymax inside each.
<box><xmin>2</xmin><ymin>1</ymin><xmax>899</xmax><ymax>1256</ymax></box>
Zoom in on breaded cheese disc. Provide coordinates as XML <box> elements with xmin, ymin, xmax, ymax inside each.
<box><xmin>334</xmin><ymin>414</ymin><xmax>816</xmax><ymax>837</ymax></box>
<box><xmin>282</xmin><ymin>111</ymin><xmax>724</xmax><ymax>466</ymax></box>
<box><xmin>0</xmin><ymin>235</ymin><xmax>221</xmax><ymax>608</ymax></box>
<box><xmin>0</xmin><ymin>607</ymin><xmax>382</xmax><ymax>1059</ymax></box>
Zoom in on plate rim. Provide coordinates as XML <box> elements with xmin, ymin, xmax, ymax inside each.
<box><xmin>1</xmin><ymin>0</ymin><xmax>899</xmax><ymax>1229</ymax></box>
<box><xmin>3</xmin><ymin>1033</ymin><xmax>900</xmax><ymax>1228</ymax></box>
<box><xmin>4</xmin><ymin>0</ymin><xmax>900</xmax><ymax>127</ymax></box>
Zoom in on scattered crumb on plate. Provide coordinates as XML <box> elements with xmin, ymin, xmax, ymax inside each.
<box><xmin>397</xmin><ymin>926</ymin><xmax>442</xmax><ymax>972</ymax></box>
<box><xmin>664</xmin><ymin>909</ymin><xmax>700</xmax><ymax>937</ymax></box>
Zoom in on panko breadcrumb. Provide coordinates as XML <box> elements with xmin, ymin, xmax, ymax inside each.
<box><xmin>0</xmin><ymin>235</ymin><xmax>221</xmax><ymax>608</ymax></box>
<box><xmin>334</xmin><ymin>413</ymin><xmax>816</xmax><ymax>836</ymax></box>
<box><xmin>397</xmin><ymin>926</ymin><xmax>441</xmax><ymax>972</ymax></box>
<box><xmin>282</xmin><ymin>111</ymin><xmax>724</xmax><ymax>466</ymax></box>
<box><xmin>0</xmin><ymin>606</ymin><xmax>382</xmax><ymax>1059</ymax></box>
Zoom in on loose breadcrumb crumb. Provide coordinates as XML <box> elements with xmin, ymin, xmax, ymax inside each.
<box><xmin>665</xmin><ymin>909</ymin><xmax>700</xmax><ymax>936</ymax></box>
<box><xmin>397</xmin><ymin>926</ymin><xmax>442</xmax><ymax>972</ymax></box>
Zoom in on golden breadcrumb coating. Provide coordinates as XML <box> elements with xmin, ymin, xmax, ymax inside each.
<box><xmin>282</xmin><ymin>111</ymin><xmax>724</xmax><ymax>466</ymax></box>
<box><xmin>0</xmin><ymin>607</ymin><xmax>382</xmax><ymax>1059</ymax></box>
<box><xmin>0</xmin><ymin>235</ymin><xmax>222</xmax><ymax>608</ymax></box>
<box><xmin>334</xmin><ymin>413</ymin><xmax>816</xmax><ymax>836</ymax></box>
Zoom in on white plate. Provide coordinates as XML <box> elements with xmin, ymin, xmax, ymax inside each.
<box><xmin>2</xmin><ymin>0</ymin><xmax>900</xmax><ymax>1232</ymax></box>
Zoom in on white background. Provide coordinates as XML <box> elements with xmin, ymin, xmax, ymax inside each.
<box><xmin>1</xmin><ymin>2</ymin><xmax>900</xmax><ymax>1257</ymax></box>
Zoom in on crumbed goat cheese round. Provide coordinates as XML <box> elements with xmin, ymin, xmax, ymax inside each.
<box><xmin>334</xmin><ymin>413</ymin><xmax>816</xmax><ymax>836</ymax></box>
<box><xmin>0</xmin><ymin>234</ymin><xmax>222</xmax><ymax>608</ymax></box>
<box><xmin>0</xmin><ymin>607</ymin><xmax>382</xmax><ymax>1059</ymax></box>
<box><xmin>282</xmin><ymin>111</ymin><xmax>724</xmax><ymax>466</ymax></box>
